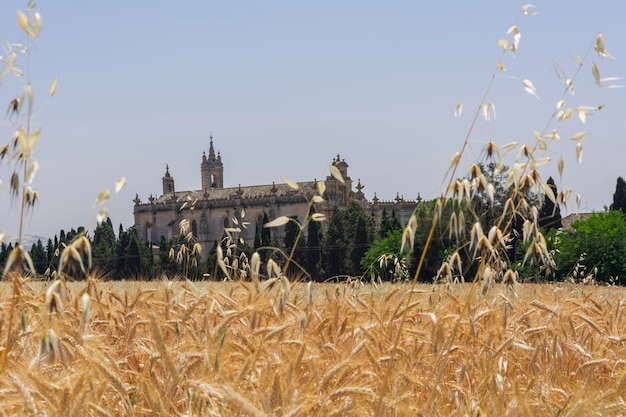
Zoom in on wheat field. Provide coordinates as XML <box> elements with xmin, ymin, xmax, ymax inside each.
<box><xmin>1</xmin><ymin>277</ymin><xmax>625</xmax><ymax>416</ymax></box>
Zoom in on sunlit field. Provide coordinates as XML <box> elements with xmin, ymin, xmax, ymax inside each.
<box><xmin>2</xmin><ymin>277</ymin><xmax>626</xmax><ymax>416</ymax></box>
<box><xmin>2</xmin><ymin>2</ymin><xmax>625</xmax><ymax>416</ymax></box>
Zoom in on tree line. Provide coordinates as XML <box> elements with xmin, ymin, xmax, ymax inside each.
<box><xmin>4</xmin><ymin>173</ymin><xmax>626</xmax><ymax>283</ymax></box>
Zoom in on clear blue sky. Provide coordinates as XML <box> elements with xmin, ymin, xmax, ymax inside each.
<box><xmin>1</xmin><ymin>1</ymin><xmax>625</xmax><ymax>241</ymax></box>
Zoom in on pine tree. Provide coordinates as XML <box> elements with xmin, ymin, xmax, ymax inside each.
<box><xmin>612</xmin><ymin>176</ymin><xmax>626</xmax><ymax>214</ymax></box>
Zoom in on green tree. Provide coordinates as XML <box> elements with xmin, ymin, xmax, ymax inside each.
<box><xmin>361</xmin><ymin>228</ymin><xmax>404</xmax><ymax>281</ymax></box>
<box><xmin>0</xmin><ymin>242</ymin><xmax>8</xmax><ymax>267</ymax></box>
<box><xmin>351</xmin><ymin>215</ymin><xmax>369</xmax><ymax>276</ymax></box>
<box><xmin>157</xmin><ymin>235</ymin><xmax>179</xmax><ymax>277</ymax></box>
<box><xmin>261</xmin><ymin>213</ymin><xmax>271</xmax><ymax>247</ymax></box>
<box><xmin>380</xmin><ymin>208</ymin><xmax>402</xmax><ymax>238</ymax></box>
<box><xmin>204</xmin><ymin>240</ymin><xmax>219</xmax><ymax>279</ymax></box>
<box><xmin>322</xmin><ymin>201</ymin><xmax>374</xmax><ymax>278</ymax></box>
<box><xmin>29</xmin><ymin>239</ymin><xmax>47</xmax><ymax>275</ymax></box>
<box><xmin>92</xmin><ymin>217</ymin><xmax>117</xmax><ymax>273</ymax></box>
<box><xmin>115</xmin><ymin>225</ymin><xmax>131</xmax><ymax>279</ymax></box>
<box><xmin>283</xmin><ymin>215</ymin><xmax>306</xmax><ymax>277</ymax></box>
<box><xmin>324</xmin><ymin>206</ymin><xmax>346</xmax><ymax>278</ymax></box>
<box><xmin>538</xmin><ymin>176</ymin><xmax>562</xmax><ymax>231</ymax></box>
<box><xmin>253</xmin><ymin>223</ymin><xmax>261</xmax><ymax>251</ymax></box>
<box><xmin>306</xmin><ymin>206</ymin><xmax>323</xmax><ymax>280</ymax></box>
<box><xmin>611</xmin><ymin>176</ymin><xmax>626</xmax><ymax>215</ymax></box>
<box><xmin>408</xmin><ymin>200</ymin><xmax>453</xmax><ymax>281</ymax></box>
<box><xmin>45</xmin><ymin>238</ymin><xmax>55</xmax><ymax>264</ymax></box>
<box><xmin>124</xmin><ymin>229</ymin><xmax>142</xmax><ymax>276</ymax></box>
<box><xmin>554</xmin><ymin>211</ymin><xmax>626</xmax><ymax>283</ymax></box>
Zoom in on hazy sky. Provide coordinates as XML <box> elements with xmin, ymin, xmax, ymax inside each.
<box><xmin>1</xmin><ymin>1</ymin><xmax>625</xmax><ymax>241</ymax></box>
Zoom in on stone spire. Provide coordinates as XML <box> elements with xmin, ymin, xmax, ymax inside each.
<box><xmin>201</xmin><ymin>133</ymin><xmax>224</xmax><ymax>189</ymax></box>
<box><xmin>162</xmin><ymin>163</ymin><xmax>175</xmax><ymax>195</ymax></box>
<box><xmin>208</xmin><ymin>133</ymin><xmax>216</xmax><ymax>160</ymax></box>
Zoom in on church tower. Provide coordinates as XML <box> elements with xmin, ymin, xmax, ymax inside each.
<box><xmin>162</xmin><ymin>164</ymin><xmax>175</xmax><ymax>195</ymax></box>
<box><xmin>201</xmin><ymin>134</ymin><xmax>224</xmax><ymax>190</ymax></box>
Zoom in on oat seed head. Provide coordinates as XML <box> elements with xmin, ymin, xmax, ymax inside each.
<box><xmin>328</xmin><ymin>163</ymin><xmax>345</xmax><ymax>184</ymax></box>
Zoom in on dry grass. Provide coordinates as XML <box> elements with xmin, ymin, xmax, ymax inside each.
<box><xmin>2</xmin><ymin>277</ymin><xmax>626</xmax><ymax>416</ymax></box>
<box><xmin>2</xmin><ymin>4</ymin><xmax>624</xmax><ymax>415</ymax></box>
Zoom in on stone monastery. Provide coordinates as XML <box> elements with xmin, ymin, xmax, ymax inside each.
<box><xmin>133</xmin><ymin>135</ymin><xmax>420</xmax><ymax>255</ymax></box>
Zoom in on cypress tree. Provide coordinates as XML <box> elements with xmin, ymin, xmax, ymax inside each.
<box><xmin>351</xmin><ymin>215</ymin><xmax>368</xmax><ymax>276</ymax></box>
<box><xmin>612</xmin><ymin>176</ymin><xmax>626</xmax><ymax>214</ymax></box>
<box><xmin>124</xmin><ymin>229</ymin><xmax>142</xmax><ymax>276</ymax></box>
<box><xmin>306</xmin><ymin>206</ymin><xmax>323</xmax><ymax>280</ymax></box>
<box><xmin>324</xmin><ymin>206</ymin><xmax>346</xmax><ymax>278</ymax></box>
<box><xmin>46</xmin><ymin>238</ymin><xmax>55</xmax><ymax>264</ymax></box>
<box><xmin>538</xmin><ymin>176</ymin><xmax>563</xmax><ymax>231</ymax></box>
<box><xmin>29</xmin><ymin>239</ymin><xmax>47</xmax><ymax>274</ymax></box>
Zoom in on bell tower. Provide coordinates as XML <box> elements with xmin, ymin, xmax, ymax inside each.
<box><xmin>162</xmin><ymin>164</ymin><xmax>175</xmax><ymax>195</ymax></box>
<box><xmin>201</xmin><ymin>133</ymin><xmax>224</xmax><ymax>190</ymax></box>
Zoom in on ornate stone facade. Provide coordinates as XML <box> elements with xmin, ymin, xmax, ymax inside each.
<box><xmin>133</xmin><ymin>135</ymin><xmax>420</xmax><ymax>256</ymax></box>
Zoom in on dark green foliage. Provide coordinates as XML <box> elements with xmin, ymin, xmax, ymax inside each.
<box><xmin>306</xmin><ymin>206</ymin><xmax>323</xmax><ymax>281</ymax></box>
<box><xmin>204</xmin><ymin>240</ymin><xmax>219</xmax><ymax>279</ymax></box>
<box><xmin>351</xmin><ymin>216</ymin><xmax>369</xmax><ymax>276</ymax></box>
<box><xmin>554</xmin><ymin>211</ymin><xmax>626</xmax><ymax>283</ymax></box>
<box><xmin>408</xmin><ymin>200</ymin><xmax>451</xmax><ymax>281</ymax></box>
<box><xmin>407</xmin><ymin>163</ymin><xmax>542</xmax><ymax>282</ymax></box>
<box><xmin>115</xmin><ymin>225</ymin><xmax>131</xmax><ymax>279</ymax></box>
<box><xmin>538</xmin><ymin>177</ymin><xmax>562</xmax><ymax>231</ymax></box>
<box><xmin>361</xmin><ymin>228</ymin><xmax>403</xmax><ymax>280</ymax></box>
<box><xmin>46</xmin><ymin>238</ymin><xmax>54</xmax><ymax>264</ymax></box>
<box><xmin>323</xmin><ymin>206</ymin><xmax>346</xmax><ymax>278</ymax></box>
<box><xmin>261</xmin><ymin>212</ymin><xmax>271</xmax><ymax>247</ymax></box>
<box><xmin>0</xmin><ymin>242</ymin><xmax>9</xmax><ymax>267</ymax></box>
<box><xmin>612</xmin><ymin>176</ymin><xmax>626</xmax><ymax>215</ymax></box>
<box><xmin>253</xmin><ymin>223</ymin><xmax>261</xmax><ymax>251</ymax></box>
<box><xmin>283</xmin><ymin>215</ymin><xmax>306</xmax><ymax>277</ymax></box>
<box><xmin>379</xmin><ymin>208</ymin><xmax>402</xmax><ymax>238</ymax></box>
<box><xmin>124</xmin><ymin>230</ymin><xmax>142</xmax><ymax>275</ymax></box>
<box><xmin>322</xmin><ymin>201</ymin><xmax>374</xmax><ymax>278</ymax></box>
<box><xmin>283</xmin><ymin>216</ymin><xmax>300</xmax><ymax>257</ymax></box>
<box><xmin>121</xmin><ymin>227</ymin><xmax>153</xmax><ymax>278</ymax></box>
<box><xmin>28</xmin><ymin>239</ymin><xmax>47</xmax><ymax>274</ymax></box>
<box><xmin>157</xmin><ymin>235</ymin><xmax>180</xmax><ymax>277</ymax></box>
<box><xmin>92</xmin><ymin>217</ymin><xmax>117</xmax><ymax>273</ymax></box>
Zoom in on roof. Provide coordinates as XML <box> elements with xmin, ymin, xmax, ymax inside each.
<box><xmin>152</xmin><ymin>181</ymin><xmax>317</xmax><ymax>205</ymax></box>
<box><xmin>560</xmin><ymin>212</ymin><xmax>596</xmax><ymax>230</ymax></box>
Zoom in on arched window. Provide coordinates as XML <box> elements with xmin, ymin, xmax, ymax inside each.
<box><xmin>191</xmin><ymin>220</ymin><xmax>198</xmax><ymax>237</ymax></box>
